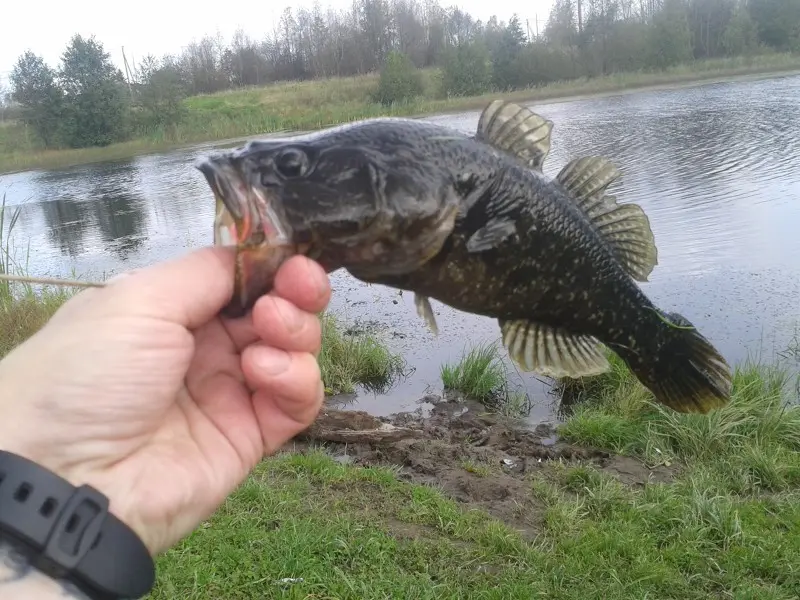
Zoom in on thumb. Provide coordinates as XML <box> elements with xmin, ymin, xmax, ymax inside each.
<box><xmin>103</xmin><ymin>246</ymin><xmax>238</xmax><ymax>329</ymax></box>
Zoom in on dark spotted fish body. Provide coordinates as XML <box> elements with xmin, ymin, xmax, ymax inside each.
<box><xmin>196</xmin><ymin>100</ymin><xmax>732</xmax><ymax>414</ymax></box>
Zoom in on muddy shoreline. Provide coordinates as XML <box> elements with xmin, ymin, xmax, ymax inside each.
<box><xmin>283</xmin><ymin>395</ymin><xmax>677</xmax><ymax>536</ymax></box>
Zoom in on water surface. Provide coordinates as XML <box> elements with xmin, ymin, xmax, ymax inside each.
<box><xmin>3</xmin><ymin>74</ymin><xmax>800</xmax><ymax>423</ymax></box>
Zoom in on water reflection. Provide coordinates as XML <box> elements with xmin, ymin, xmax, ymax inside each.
<box><xmin>2</xmin><ymin>72</ymin><xmax>800</xmax><ymax>422</ymax></box>
<box><xmin>40</xmin><ymin>198</ymin><xmax>90</xmax><ymax>257</ymax></box>
<box><xmin>93</xmin><ymin>191</ymin><xmax>148</xmax><ymax>258</ymax></box>
<box><xmin>17</xmin><ymin>160</ymin><xmax>151</xmax><ymax>261</ymax></box>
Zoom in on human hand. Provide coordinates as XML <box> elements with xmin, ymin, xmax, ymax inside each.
<box><xmin>0</xmin><ymin>246</ymin><xmax>331</xmax><ymax>556</ymax></box>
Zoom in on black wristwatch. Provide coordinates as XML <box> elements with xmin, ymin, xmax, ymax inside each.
<box><xmin>0</xmin><ymin>450</ymin><xmax>155</xmax><ymax>599</ymax></box>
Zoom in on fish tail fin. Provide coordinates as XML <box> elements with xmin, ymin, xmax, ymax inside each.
<box><xmin>613</xmin><ymin>310</ymin><xmax>732</xmax><ymax>414</ymax></box>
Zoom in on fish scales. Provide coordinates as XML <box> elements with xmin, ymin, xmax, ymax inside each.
<box><xmin>196</xmin><ymin>100</ymin><xmax>732</xmax><ymax>415</ymax></box>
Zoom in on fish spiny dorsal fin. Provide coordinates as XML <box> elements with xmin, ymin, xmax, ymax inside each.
<box><xmin>476</xmin><ymin>100</ymin><xmax>554</xmax><ymax>172</ymax></box>
<box><xmin>556</xmin><ymin>156</ymin><xmax>659</xmax><ymax>282</ymax></box>
<box><xmin>499</xmin><ymin>319</ymin><xmax>610</xmax><ymax>378</ymax></box>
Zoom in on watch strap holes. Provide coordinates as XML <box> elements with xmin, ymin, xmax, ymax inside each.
<box><xmin>13</xmin><ymin>482</ymin><xmax>31</xmax><ymax>503</ymax></box>
<box><xmin>40</xmin><ymin>497</ymin><xmax>58</xmax><ymax>518</ymax></box>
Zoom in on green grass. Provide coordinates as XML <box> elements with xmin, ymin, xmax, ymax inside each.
<box><xmin>557</xmin><ymin>351</ymin><xmax>800</xmax><ymax>492</ymax></box>
<box><xmin>318</xmin><ymin>312</ymin><xmax>407</xmax><ymax>395</ymax></box>
<box><xmin>0</xmin><ymin>292</ymin><xmax>72</xmax><ymax>359</ymax></box>
<box><xmin>0</xmin><ymin>192</ymin><xmax>74</xmax><ymax>357</ymax></box>
<box><xmin>2</xmin><ymin>52</ymin><xmax>799</xmax><ymax>174</ymax></box>
<box><xmin>147</xmin><ymin>379</ymin><xmax>800</xmax><ymax>600</ymax></box>
<box><xmin>440</xmin><ymin>342</ymin><xmax>531</xmax><ymax>417</ymax></box>
<box><xmin>441</xmin><ymin>343</ymin><xmax>508</xmax><ymax>400</ymax></box>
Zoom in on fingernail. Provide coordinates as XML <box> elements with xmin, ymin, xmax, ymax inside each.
<box><xmin>252</xmin><ymin>346</ymin><xmax>291</xmax><ymax>376</ymax></box>
<box><xmin>305</xmin><ymin>258</ymin><xmax>329</xmax><ymax>300</ymax></box>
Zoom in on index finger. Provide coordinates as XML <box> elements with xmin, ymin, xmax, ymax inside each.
<box><xmin>102</xmin><ymin>246</ymin><xmax>237</xmax><ymax>329</ymax></box>
<box><xmin>102</xmin><ymin>248</ymin><xmax>331</xmax><ymax>334</ymax></box>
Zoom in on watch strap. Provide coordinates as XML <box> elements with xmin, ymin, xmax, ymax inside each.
<box><xmin>0</xmin><ymin>450</ymin><xmax>155</xmax><ymax>599</ymax></box>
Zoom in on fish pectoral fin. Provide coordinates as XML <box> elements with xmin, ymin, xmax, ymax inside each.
<box><xmin>556</xmin><ymin>156</ymin><xmax>658</xmax><ymax>282</ymax></box>
<box><xmin>466</xmin><ymin>218</ymin><xmax>517</xmax><ymax>253</ymax></box>
<box><xmin>476</xmin><ymin>100</ymin><xmax>553</xmax><ymax>172</ymax></box>
<box><xmin>415</xmin><ymin>294</ymin><xmax>439</xmax><ymax>335</ymax></box>
<box><xmin>499</xmin><ymin>319</ymin><xmax>610</xmax><ymax>378</ymax></box>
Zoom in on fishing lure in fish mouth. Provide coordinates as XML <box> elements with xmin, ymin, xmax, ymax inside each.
<box><xmin>196</xmin><ymin>154</ymin><xmax>292</xmax><ymax>249</ymax></box>
<box><xmin>195</xmin><ymin>152</ymin><xmax>308</xmax><ymax>319</ymax></box>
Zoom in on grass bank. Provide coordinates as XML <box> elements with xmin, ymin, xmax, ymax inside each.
<box><xmin>147</xmin><ymin>356</ymin><xmax>799</xmax><ymax>599</ymax></box>
<box><xmin>2</xmin><ymin>52</ymin><xmax>799</xmax><ymax>174</ymax></box>
<box><xmin>0</xmin><ymin>194</ymin><xmax>74</xmax><ymax>357</ymax></box>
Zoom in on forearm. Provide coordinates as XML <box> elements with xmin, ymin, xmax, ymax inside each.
<box><xmin>0</xmin><ymin>539</ymin><xmax>91</xmax><ymax>600</ymax></box>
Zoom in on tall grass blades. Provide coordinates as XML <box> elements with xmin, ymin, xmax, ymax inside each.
<box><xmin>441</xmin><ymin>342</ymin><xmax>532</xmax><ymax>417</ymax></box>
<box><xmin>317</xmin><ymin>312</ymin><xmax>407</xmax><ymax>395</ymax></box>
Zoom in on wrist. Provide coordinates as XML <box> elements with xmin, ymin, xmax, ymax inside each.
<box><xmin>0</xmin><ymin>450</ymin><xmax>156</xmax><ymax>599</ymax></box>
<box><xmin>0</xmin><ymin>440</ymin><xmax>153</xmax><ymax>555</ymax></box>
<box><xmin>0</xmin><ymin>538</ymin><xmax>93</xmax><ymax>599</ymax></box>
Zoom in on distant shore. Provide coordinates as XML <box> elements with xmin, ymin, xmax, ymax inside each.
<box><xmin>1</xmin><ymin>55</ymin><xmax>799</xmax><ymax>176</ymax></box>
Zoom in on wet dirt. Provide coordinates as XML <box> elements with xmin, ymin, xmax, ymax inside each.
<box><xmin>286</xmin><ymin>395</ymin><xmax>678</xmax><ymax>537</ymax></box>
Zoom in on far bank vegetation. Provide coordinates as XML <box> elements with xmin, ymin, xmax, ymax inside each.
<box><xmin>1</xmin><ymin>0</ymin><xmax>798</xmax><ymax>172</ymax></box>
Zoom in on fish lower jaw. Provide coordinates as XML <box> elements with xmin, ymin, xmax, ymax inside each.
<box><xmin>214</xmin><ymin>194</ymin><xmax>242</xmax><ymax>247</ymax></box>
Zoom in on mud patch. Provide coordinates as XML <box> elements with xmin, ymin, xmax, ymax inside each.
<box><xmin>285</xmin><ymin>397</ymin><xmax>677</xmax><ymax>536</ymax></box>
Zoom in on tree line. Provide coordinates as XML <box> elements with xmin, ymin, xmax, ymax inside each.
<box><xmin>7</xmin><ymin>0</ymin><xmax>800</xmax><ymax>150</ymax></box>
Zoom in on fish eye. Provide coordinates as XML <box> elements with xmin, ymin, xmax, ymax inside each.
<box><xmin>274</xmin><ymin>147</ymin><xmax>309</xmax><ymax>179</ymax></box>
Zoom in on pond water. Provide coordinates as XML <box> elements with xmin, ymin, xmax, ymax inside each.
<box><xmin>3</xmin><ymin>73</ymin><xmax>800</xmax><ymax>424</ymax></box>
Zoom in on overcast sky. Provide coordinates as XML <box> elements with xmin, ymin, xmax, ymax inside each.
<box><xmin>1</xmin><ymin>0</ymin><xmax>554</xmax><ymax>89</ymax></box>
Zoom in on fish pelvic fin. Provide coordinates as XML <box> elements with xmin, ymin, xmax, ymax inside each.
<box><xmin>612</xmin><ymin>310</ymin><xmax>732</xmax><ymax>414</ymax></box>
<box><xmin>476</xmin><ymin>100</ymin><xmax>554</xmax><ymax>173</ymax></box>
<box><xmin>415</xmin><ymin>293</ymin><xmax>439</xmax><ymax>335</ymax></box>
<box><xmin>499</xmin><ymin>319</ymin><xmax>610</xmax><ymax>378</ymax></box>
<box><xmin>556</xmin><ymin>156</ymin><xmax>658</xmax><ymax>282</ymax></box>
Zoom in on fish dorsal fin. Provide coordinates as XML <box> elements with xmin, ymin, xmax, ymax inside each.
<box><xmin>499</xmin><ymin>319</ymin><xmax>610</xmax><ymax>378</ymax></box>
<box><xmin>476</xmin><ymin>100</ymin><xmax>553</xmax><ymax>172</ymax></box>
<box><xmin>556</xmin><ymin>156</ymin><xmax>658</xmax><ymax>282</ymax></box>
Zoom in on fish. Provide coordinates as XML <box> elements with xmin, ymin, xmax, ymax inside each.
<box><xmin>195</xmin><ymin>99</ymin><xmax>732</xmax><ymax>414</ymax></box>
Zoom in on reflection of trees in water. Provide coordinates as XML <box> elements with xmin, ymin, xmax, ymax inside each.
<box><xmin>91</xmin><ymin>191</ymin><xmax>149</xmax><ymax>259</ymax></box>
<box><xmin>37</xmin><ymin>160</ymin><xmax>151</xmax><ymax>260</ymax></box>
<box><xmin>135</xmin><ymin>151</ymin><xmax>215</xmax><ymax>241</ymax></box>
<box><xmin>82</xmin><ymin>160</ymin><xmax>150</xmax><ymax>259</ymax></box>
<box><xmin>27</xmin><ymin>149</ymin><xmax>219</xmax><ymax>263</ymax></box>
<box><xmin>40</xmin><ymin>198</ymin><xmax>90</xmax><ymax>258</ymax></box>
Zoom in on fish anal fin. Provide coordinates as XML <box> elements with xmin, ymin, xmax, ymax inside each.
<box><xmin>476</xmin><ymin>100</ymin><xmax>553</xmax><ymax>172</ymax></box>
<box><xmin>499</xmin><ymin>319</ymin><xmax>610</xmax><ymax>378</ymax></box>
<box><xmin>466</xmin><ymin>218</ymin><xmax>517</xmax><ymax>253</ymax></box>
<box><xmin>415</xmin><ymin>293</ymin><xmax>439</xmax><ymax>335</ymax></box>
<box><xmin>556</xmin><ymin>156</ymin><xmax>658</xmax><ymax>282</ymax></box>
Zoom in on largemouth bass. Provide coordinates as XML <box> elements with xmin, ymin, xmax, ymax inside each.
<box><xmin>195</xmin><ymin>100</ymin><xmax>732</xmax><ymax>414</ymax></box>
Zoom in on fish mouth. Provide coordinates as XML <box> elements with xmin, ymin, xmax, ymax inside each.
<box><xmin>195</xmin><ymin>154</ymin><xmax>296</xmax><ymax>318</ymax></box>
<box><xmin>195</xmin><ymin>154</ymin><xmax>292</xmax><ymax>248</ymax></box>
